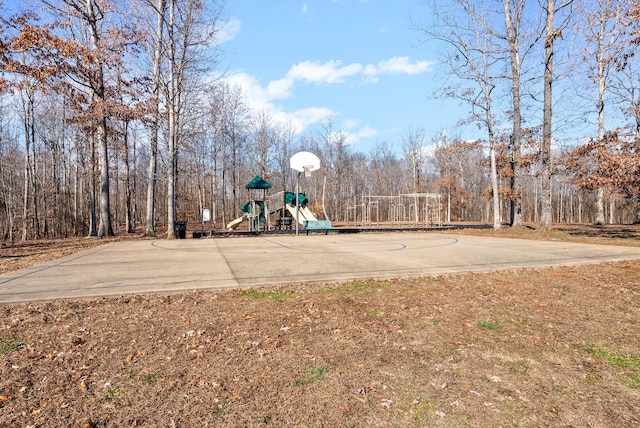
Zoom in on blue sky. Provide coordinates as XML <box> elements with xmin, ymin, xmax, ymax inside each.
<box><xmin>217</xmin><ymin>0</ymin><xmax>462</xmax><ymax>154</ymax></box>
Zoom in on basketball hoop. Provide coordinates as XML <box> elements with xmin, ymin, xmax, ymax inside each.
<box><xmin>290</xmin><ymin>151</ymin><xmax>320</xmax><ymax>175</ymax></box>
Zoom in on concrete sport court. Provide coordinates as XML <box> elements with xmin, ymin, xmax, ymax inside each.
<box><xmin>2</xmin><ymin>231</ymin><xmax>640</xmax><ymax>304</ymax></box>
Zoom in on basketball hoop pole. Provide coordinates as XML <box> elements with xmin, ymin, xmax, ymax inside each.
<box><xmin>289</xmin><ymin>151</ymin><xmax>320</xmax><ymax>237</ymax></box>
<box><xmin>295</xmin><ymin>171</ymin><xmax>301</xmax><ymax>236</ymax></box>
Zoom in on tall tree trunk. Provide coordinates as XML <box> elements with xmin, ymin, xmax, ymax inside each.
<box><xmin>88</xmin><ymin>132</ymin><xmax>97</xmax><ymax>237</ymax></box>
<box><xmin>73</xmin><ymin>137</ymin><xmax>81</xmax><ymax>235</ymax></box>
<box><xmin>221</xmin><ymin>167</ymin><xmax>227</xmax><ymax>228</ymax></box>
<box><xmin>635</xmin><ymin>106</ymin><xmax>640</xmax><ymax>223</ymax></box>
<box><xmin>231</xmin><ymin>135</ymin><xmax>238</xmax><ymax>220</ymax></box>
<box><xmin>123</xmin><ymin>120</ymin><xmax>134</xmax><ymax>233</ymax></box>
<box><xmin>145</xmin><ymin>0</ymin><xmax>166</xmax><ymax>237</ymax></box>
<box><xmin>490</xmin><ymin>143</ymin><xmax>501</xmax><ymax>230</ymax></box>
<box><xmin>594</xmin><ymin>15</ymin><xmax>607</xmax><ymax>225</ymax></box>
<box><xmin>145</xmin><ymin>124</ymin><xmax>158</xmax><ymax>236</ymax></box>
<box><xmin>131</xmin><ymin>128</ymin><xmax>138</xmax><ymax>230</ymax></box>
<box><xmin>30</xmin><ymin>114</ymin><xmax>40</xmax><ymax>239</ymax></box>
<box><xmin>82</xmin><ymin>1</ymin><xmax>114</xmax><ymax>238</ymax></box>
<box><xmin>96</xmin><ymin>112</ymin><xmax>113</xmax><ymax>237</ymax></box>
<box><xmin>20</xmin><ymin>85</ymin><xmax>40</xmax><ymax>240</ymax></box>
<box><xmin>487</xmin><ymin>112</ymin><xmax>501</xmax><ymax>230</ymax></box>
<box><xmin>166</xmin><ymin>0</ymin><xmax>177</xmax><ymax>239</ymax></box>
<box><xmin>540</xmin><ymin>0</ymin><xmax>556</xmax><ymax>232</ymax></box>
<box><xmin>503</xmin><ymin>0</ymin><xmax>523</xmax><ymax>228</ymax></box>
<box><xmin>608</xmin><ymin>196</ymin><xmax>615</xmax><ymax>224</ymax></box>
<box><xmin>73</xmin><ymin>140</ymin><xmax>78</xmax><ymax>235</ymax></box>
<box><xmin>211</xmin><ymin>159</ymin><xmax>217</xmax><ymax>228</ymax></box>
<box><xmin>40</xmin><ymin>146</ymin><xmax>47</xmax><ymax>237</ymax></box>
<box><xmin>21</xmin><ymin>95</ymin><xmax>31</xmax><ymax>241</ymax></box>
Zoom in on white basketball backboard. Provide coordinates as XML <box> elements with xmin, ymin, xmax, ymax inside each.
<box><xmin>290</xmin><ymin>151</ymin><xmax>320</xmax><ymax>177</ymax></box>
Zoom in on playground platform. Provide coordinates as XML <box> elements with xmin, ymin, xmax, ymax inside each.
<box><xmin>2</xmin><ymin>231</ymin><xmax>640</xmax><ymax>304</ymax></box>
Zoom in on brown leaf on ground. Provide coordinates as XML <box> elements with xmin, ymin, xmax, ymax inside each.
<box><xmin>1</xmin><ymin>225</ymin><xmax>640</xmax><ymax>426</ymax></box>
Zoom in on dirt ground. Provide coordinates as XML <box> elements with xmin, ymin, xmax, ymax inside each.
<box><xmin>1</xmin><ymin>225</ymin><xmax>639</xmax><ymax>427</ymax></box>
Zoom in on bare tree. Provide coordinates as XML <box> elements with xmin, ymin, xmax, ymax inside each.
<box><xmin>209</xmin><ymin>82</ymin><xmax>250</xmax><ymax>223</ymax></box>
<box><xmin>318</xmin><ymin>117</ymin><xmax>349</xmax><ymax>220</ymax></box>
<box><xmin>401</xmin><ymin>126</ymin><xmax>427</xmax><ymax>191</ymax></box>
<box><xmin>576</xmin><ymin>0</ymin><xmax>628</xmax><ymax>224</ymax></box>
<box><xmin>415</xmin><ymin>0</ymin><xmax>502</xmax><ymax>229</ymax></box>
<box><xmin>55</xmin><ymin>0</ymin><xmax>114</xmax><ymax>237</ymax></box>
<box><xmin>431</xmin><ymin>136</ymin><xmax>483</xmax><ymax>222</ymax></box>
<box><xmin>142</xmin><ymin>0</ymin><xmax>166</xmax><ymax>237</ymax></box>
<box><xmin>162</xmin><ymin>0</ymin><xmax>222</xmax><ymax>238</ymax></box>
<box><xmin>2</xmin><ymin>1</ymin><xmax>123</xmax><ymax>237</ymax></box>
<box><xmin>272</xmin><ymin>120</ymin><xmax>295</xmax><ymax>193</ymax></box>
<box><xmin>500</xmin><ymin>0</ymin><xmax>541</xmax><ymax>227</ymax></box>
<box><xmin>18</xmin><ymin>80</ymin><xmax>38</xmax><ymax>240</ymax></box>
<box><xmin>368</xmin><ymin>142</ymin><xmax>403</xmax><ymax>196</ymax></box>
<box><xmin>0</xmin><ymin>97</ymin><xmax>20</xmax><ymax>241</ymax></box>
<box><xmin>250</xmin><ymin>111</ymin><xmax>278</xmax><ymax>179</ymax></box>
<box><xmin>612</xmin><ymin>52</ymin><xmax>640</xmax><ymax>141</ymax></box>
<box><xmin>540</xmin><ymin>0</ymin><xmax>574</xmax><ymax>231</ymax></box>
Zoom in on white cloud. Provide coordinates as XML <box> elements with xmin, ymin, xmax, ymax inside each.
<box><xmin>222</xmin><ymin>56</ymin><xmax>430</xmax><ymax>138</ymax></box>
<box><xmin>346</xmin><ymin>126</ymin><xmax>379</xmax><ymax>144</ymax></box>
<box><xmin>267</xmin><ymin>107</ymin><xmax>337</xmax><ymax>136</ymax></box>
<box><xmin>266</xmin><ymin>78</ymin><xmax>294</xmax><ymax>100</ymax></box>
<box><xmin>222</xmin><ymin>72</ymin><xmax>335</xmax><ymax>134</ymax></box>
<box><xmin>419</xmin><ymin>143</ymin><xmax>437</xmax><ymax>159</ymax></box>
<box><xmin>336</xmin><ymin>126</ymin><xmax>379</xmax><ymax>145</ymax></box>
<box><xmin>358</xmin><ymin>126</ymin><xmax>378</xmax><ymax>138</ymax></box>
<box><xmin>224</xmin><ymin>72</ymin><xmax>271</xmax><ymax>109</ymax></box>
<box><xmin>301</xmin><ymin>4</ymin><xmax>309</xmax><ymax>13</ymax></box>
<box><xmin>279</xmin><ymin>57</ymin><xmax>431</xmax><ymax>88</ymax></box>
<box><xmin>290</xmin><ymin>107</ymin><xmax>336</xmax><ymax>133</ymax></box>
<box><xmin>287</xmin><ymin>60</ymin><xmax>363</xmax><ymax>84</ymax></box>
<box><xmin>364</xmin><ymin>56</ymin><xmax>435</xmax><ymax>76</ymax></box>
<box><xmin>341</xmin><ymin>119</ymin><xmax>361</xmax><ymax>130</ymax></box>
<box><xmin>218</xmin><ymin>17</ymin><xmax>241</xmax><ymax>44</ymax></box>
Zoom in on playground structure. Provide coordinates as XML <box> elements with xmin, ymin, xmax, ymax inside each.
<box><xmin>346</xmin><ymin>193</ymin><xmax>443</xmax><ymax>228</ymax></box>
<box><xmin>269</xmin><ymin>191</ymin><xmax>319</xmax><ymax>227</ymax></box>
<box><xmin>226</xmin><ymin>176</ymin><xmax>321</xmax><ymax>232</ymax></box>
<box><xmin>225</xmin><ymin>176</ymin><xmax>441</xmax><ymax>232</ymax></box>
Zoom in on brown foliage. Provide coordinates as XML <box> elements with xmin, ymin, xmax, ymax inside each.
<box><xmin>1</xmin><ymin>6</ymin><xmax>146</xmax><ymax>120</ymax></box>
<box><xmin>630</xmin><ymin>0</ymin><xmax>640</xmax><ymax>44</ymax></box>
<box><xmin>562</xmin><ymin>131</ymin><xmax>640</xmax><ymax>198</ymax></box>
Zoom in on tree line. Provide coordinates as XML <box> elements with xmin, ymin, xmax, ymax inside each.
<box><xmin>1</xmin><ymin>0</ymin><xmax>640</xmax><ymax>241</ymax></box>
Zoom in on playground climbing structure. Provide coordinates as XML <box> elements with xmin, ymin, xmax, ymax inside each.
<box><xmin>225</xmin><ymin>177</ymin><xmax>320</xmax><ymax>231</ymax></box>
<box><xmin>346</xmin><ymin>193</ymin><xmax>442</xmax><ymax>227</ymax></box>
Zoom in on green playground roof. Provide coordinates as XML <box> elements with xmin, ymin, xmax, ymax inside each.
<box><xmin>245</xmin><ymin>176</ymin><xmax>272</xmax><ymax>189</ymax></box>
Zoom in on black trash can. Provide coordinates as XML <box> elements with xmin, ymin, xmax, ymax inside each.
<box><xmin>175</xmin><ymin>221</ymin><xmax>187</xmax><ymax>239</ymax></box>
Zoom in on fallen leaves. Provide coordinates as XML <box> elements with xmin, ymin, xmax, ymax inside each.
<box><xmin>1</xmin><ymin>252</ymin><xmax>640</xmax><ymax>426</ymax></box>
<box><xmin>380</xmin><ymin>398</ymin><xmax>393</xmax><ymax>409</ymax></box>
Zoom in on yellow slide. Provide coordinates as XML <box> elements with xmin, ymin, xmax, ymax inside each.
<box><xmin>226</xmin><ymin>214</ymin><xmax>248</xmax><ymax>230</ymax></box>
<box><xmin>285</xmin><ymin>204</ymin><xmax>317</xmax><ymax>225</ymax></box>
